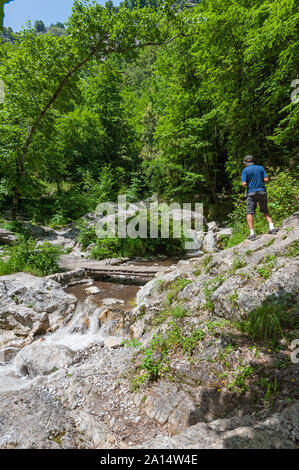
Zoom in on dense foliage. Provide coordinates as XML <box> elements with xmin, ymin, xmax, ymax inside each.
<box><xmin>0</xmin><ymin>0</ymin><xmax>298</xmax><ymax>230</ymax></box>
<box><xmin>0</xmin><ymin>237</ymin><xmax>61</xmax><ymax>276</ymax></box>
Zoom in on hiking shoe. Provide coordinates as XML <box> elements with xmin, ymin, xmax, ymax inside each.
<box><xmin>268</xmin><ymin>229</ymin><xmax>278</xmax><ymax>235</ymax></box>
<box><xmin>247</xmin><ymin>235</ymin><xmax>256</xmax><ymax>241</ymax></box>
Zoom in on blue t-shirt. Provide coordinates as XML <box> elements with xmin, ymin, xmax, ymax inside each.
<box><xmin>241</xmin><ymin>164</ymin><xmax>267</xmax><ymax>193</ymax></box>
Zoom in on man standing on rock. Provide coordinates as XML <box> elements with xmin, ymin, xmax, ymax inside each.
<box><xmin>241</xmin><ymin>155</ymin><xmax>278</xmax><ymax>240</ymax></box>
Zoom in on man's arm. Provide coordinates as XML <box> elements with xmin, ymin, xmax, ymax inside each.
<box><xmin>241</xmin><ymin>168</ymin><xmax>247</xmax><ymax>187</ymax></box>
<box><xmin>263</xmin><ymin>167</ymin><xmax>268</xmax><ymax>183</ymax></box>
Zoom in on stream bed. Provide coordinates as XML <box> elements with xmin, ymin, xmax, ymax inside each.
<box><xmin>65</xmin><ymin>280</ymin><xmax>140</xmax><ymax>311</ymax></box>
<box><xmin>0</xmin><ymin>279</ymin><xmax>142</xmax><ymax>392</ymax></box>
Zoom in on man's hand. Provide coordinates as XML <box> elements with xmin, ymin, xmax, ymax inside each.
<box><xmin>241</xmin><ymin>182</ymin><xmax>247</xmax><ymax>187</ymax></box>
<box><xmin>264</xmin><ymin>177</ymin><xmax>269</xmax><ymax>183</ymax></box>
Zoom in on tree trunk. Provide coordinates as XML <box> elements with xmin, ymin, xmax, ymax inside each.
<box><xmin>11</xmin><ymin>185</ymin><xmax>19</xmax><ymax>220</ymax></box>
<box><xmin>205</xmin><ymin>154</ymin><xmax>218</xmax><ymax>204</ymax></box>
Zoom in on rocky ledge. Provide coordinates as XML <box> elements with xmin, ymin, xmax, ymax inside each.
<box><xmin>0</xmin><ymin>213</ymin><xmax>298</xmax><ymax>448</ymax></box>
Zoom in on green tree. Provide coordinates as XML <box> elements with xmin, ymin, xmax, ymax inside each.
<box><xmin>0</xmin><ymin>0</ymin><xmax>196</xmax><ymax>219</ymax></box>
<box><xmin>34</xmin><ymin>20</ymin><xmax>46</xmax><ymax>33</ymax></box>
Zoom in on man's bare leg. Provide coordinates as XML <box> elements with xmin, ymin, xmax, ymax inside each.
<box><xmin>247</xmin><ymin>214</ymin><xmax>255</xmax><ymax>239</ymax></box>
<box><xmin>247</xmin><ymin>214</ymin><xmax>254</xmax><ymax>229</ymax></box>
<box><xmin>264</xmin><ymin>213</ymin><xmax>273</xmax><ymax>224</ymax></box>
<box><xmin>264</xmin><ymin>212</ymin><xmax>276</xmax><ymax>233</ymax></box>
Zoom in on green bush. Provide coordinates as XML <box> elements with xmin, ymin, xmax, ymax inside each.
<box><xmin>90</xmin><ymin>237</ymin><xmax>123</xmax><ymax>259</ymax></box>
<box><xmin>77</xmin><ymin>220</ymin><xmax>97</xmax><ymax>250</ymax></box>
<box><xmin>130</xmin><ymin>321</ymin><xmax>205</xmax><ymax>390</ymax></box>
<box><xmin>0</xmin><ymin>237</ymin><xmax>61</xmax><ymax>276</ymax></box>
<box><xmin>89</xmin><ymin>210</ymin><xmax>186</xmax><ymax>260</ymax></box>
<box><xmin>246</xmin><ymin>294</ymin><xmax>298</xmax><ymax>342</ymax></box>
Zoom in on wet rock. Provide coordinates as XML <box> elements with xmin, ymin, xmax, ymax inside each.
<box><xmin>102</xmin><ymin>298</ymin><xmax>125</xmax><ymax>306</ymax></box>
<box><xmin>0</xmin><ymin>273</ymin><xmax>76</xmax><ymax>349</ymax></box>
<box><xmin>14</xmin><ymin>342</ymin><xmax>75</xmax><ymax>377</ymax></box>
<box><xmin>85</xmin><ymin>286</ymin><xmax>101</xmax><ymax>295</ymax></box>
<box><xmin>207</xmin><ymin>221</ymin><xmax>219</xmax><ymax>232</ymax></box>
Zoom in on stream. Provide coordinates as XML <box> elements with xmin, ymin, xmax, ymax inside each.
<box><xmin>0</xmin><ymin>279</ymin><xmax>142</xmax><ymax>392</ymax></box>
<box><xmin>0</xmin><ymin>256</ymin><xmax>187</xmax><ymax>392</ymax></box>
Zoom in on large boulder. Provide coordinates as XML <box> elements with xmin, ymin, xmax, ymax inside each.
<box><xmin>132</xmin><ymin>401</ymin><xmax>299</xmax><ymax>449</ymax></box>
<box><xmin>202</xmin><ymin>231</ymin><xmax>217</xmax><ymax>252</ymax></box>
<box><xmin>0</xmin><ymin>228</ymin><xmax>17</xmax><ymax>245</ymax></box>
<box><xmin>0</xmin><ymin>387</ymin><xmax>82</xmax><ymax>449</ymax></box>
<box><xmin>0</xmin><ymin>273</ymin><xmax>76</xmax><ymax>349</ymax></box>
<box><xmin>135</xmin><ymin>213</ymin><xmax>299</xmax><ymax>321</ymax></box>
<box><xmin>13</xmin><ymin>342</ymin><xmax>75</xmax><ymax>377</ymax></box>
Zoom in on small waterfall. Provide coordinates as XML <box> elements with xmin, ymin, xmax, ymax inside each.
<box><xmin>0</xmin><ymin>363</ymin><xmax>30</xmax><ymax>392</ymax></box>
<box><xmin>43</xmin><ymin>299</ymin><xmax>104</xmax><ymax>350</ymax></box>
<box><xmin>0</xmin><ymin>280</ymin><xmax>140</xmax><ymax>391</ymax></box>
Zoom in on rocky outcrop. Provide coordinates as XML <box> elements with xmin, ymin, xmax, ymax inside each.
<box><xmin>133</xmin><ymin>401</ymin><xmax>299</xmax><ymax>449</ymax></box>
<box><xmin>0</xmin><ymin>387</ymin><xmax>85</xmax><ymax>449</ymax></box>
<box><xmin>0</xmin><ymin>273</ymin><xmax>77</xmax><ymax>350</ymax></box>
<box><xmin>14</xmin><ymin>342</ymin><xmax>75</xmax><ymax>377</ymax></box>
<box><xmin>135</xmin><ymin>212</ymin><xmax>299</xmax><ymax>322</ymax></box>
<box><xmin>0</xmin><ymin>214</ymin><xmax>298</xmax><ymax>449</ymax></box>
<box><xmin>36</xmin><ymin>226</ymin><xmax>80</xmax><ymax>250</ymax></box>
<box><xmin>0</xmin><ymin>228</ymin><xmax>17</xmax><ymax>245</ymax></box>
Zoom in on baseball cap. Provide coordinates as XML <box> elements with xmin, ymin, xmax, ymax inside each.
<box><xmin>243</xmin><ymin>155</ymin><xmax>254</xmax><ymax>164</ymax></box>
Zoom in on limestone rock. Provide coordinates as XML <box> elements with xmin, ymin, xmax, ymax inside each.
<box><xmin>0</xmin><ymin>228</ymin><xmax>17</xmax><ymax>245</ymax></box>
<box><xmin>103</xmin><ymin>336</ymin><xmax>125</xmax><ymax>349</ymax></box>
<box><xmin>207</xmin><ymin>221</ymin><xmax>219</xmax><ymax>232</ymax></box>
<box><xmin>133</xmin><ymin>401</ymin><xmax>299</xmax><ymax>449</ymax></box>
<box><xmin>102</xmin><ymin>298</ymin><xmax>125</xmax><ymax>306</ymax></box>
<box><xmin>85</xmin><ymin>286</ymin><xmax>101</xmax><ymax>295</ymax></box>
<box><xmin>0</xmin><ymin>273</ymin><xmax>76</xmax><ymax>348</ymax></box>
<box><xmin>0</xmin><ymin>387</ymin><xmax>82</xmax><ymax>449</ymax></box>
<box><xmin>14</xmin><ymin>342</ymin><xmax>75</xmax><ymax>377</ymax></box>
<box><xmin>70</xmin><ymin>409</ymin><xmax>114</xmax><ymax>449</ymax></box>
<box><xmin>138</xmin><ymin>213</ymin><xmax>299</xmax><ymax>321</ymax></box>
<box><xmin>202</xmin><ymin>231</ymin><xmax>217</xmax><ymax>253</ymax></box>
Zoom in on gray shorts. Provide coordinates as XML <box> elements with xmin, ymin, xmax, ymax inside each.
<box><xmin>246</xmin><ymin>191</ymin><xmax>269</xmax><ymax>214</ymax></box>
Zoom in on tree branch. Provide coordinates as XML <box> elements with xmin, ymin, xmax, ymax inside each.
<box><xmin>20</xmin><ymin>31</ymin><xmax>198</xmax><ymax>166</ymax></box>
<box><xmin>105</xmin><ymin>32</ymin><xmax>199</xmax><ymax>54</ymax></box>
<box><xmin>20</xmin><ymin>34</ymin><xmax>108</xmax><ymax>165</ymax></box>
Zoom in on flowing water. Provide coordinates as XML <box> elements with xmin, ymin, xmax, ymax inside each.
<box><xmin>0</xmin><ymin>256</ymin><xmax>189</xmax><ymax>392</ymax></box>
<box><xmin>65</xmin><ymin>280</ymin><xmax>140</xmax><ymax>309</ymax></box>
<box><xmin>43</xmin><ymin>281</ymin><xmax>140</xmax><ymax>350</ymax></box>
<box><xmin>0</xmin><ymin>280</ymin><xmax>141</xmax><ymax>391</ymax></box>
<box><xmin>0</xmin><ymin>363</ymin><xmax>30</xmax><ymax>392</ymax></box>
